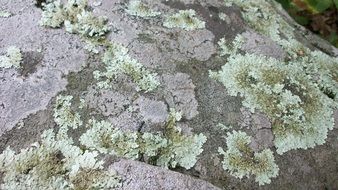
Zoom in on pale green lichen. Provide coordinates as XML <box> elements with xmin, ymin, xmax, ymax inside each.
<box><xmin>53</xmin><ymin>95</ymin><xmax>82</xmax><ymax>141</ymax></box>
<box><xmin>218</xmin><ymin>35</ymin><xmax>245</xmax><ymax>56</ymax></box>
<box><xmin>216</xmin><ymin>123</ymin><xmax>233</xmax><ymax>131</ymax></box>
<box><xmin>211</xmin><ymin>53</ymin><xmax>335</xmax><ymax>154</ymax></box>
<box><xmin>0</xmin><ymin>129</ymin><xmax>121</xmax><ymax>189</ymax></box>
<box><xmin>218</xmin><ymin>131</ymin><xmax>279</xmax><ymax>186</ymax></box>
<box><xmin>163</xmin><ymin>9</ymin><xmax>205</xmax><ymax>31</ymax></box>
<box><xmin>93</xmin><ymin>42</ymin><xmax>160</xmax><ymax>92</ymax></box>
<box><xmin>83</xmin><ymin>39</ymin><xmax>100</xmax><ymax>54</ymax></box>
<box><xmin>212</xmin><ymin>1</ymin><xmax>338</xmax><ymax>154</ymax></box>
<box><xmin>126</xmin><ymin>0</ymin><xmax>161</xmax><ymax>18</ymax></box>
<box><xmin>40</xmin><ymin>0</ymin><xmax>110</xmax><ymax>38</ymax></box>
<box><xmin>53</xmin><ymin>95</ymin><xmax>82</xmax><ymax>129</ymax></box>
<box><xmin>0</xmin><ymin>46</ymin><xmax>22</xmax><ymax>69</ymax></box>
<box><xmin>0</xmin><ymin>10</ymin><xmax>12</xmax><ymax>18</ymax></box>
<box><xmin>80</xmin><ymin>109</ymin><xmax>207</xmax><ymax>170</ymax></box>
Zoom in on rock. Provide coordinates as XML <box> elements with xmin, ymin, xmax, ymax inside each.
<box><xmin>0</xmin><ymin>0</ymin><xmax>338</xmax><ymax>189</ymax></box>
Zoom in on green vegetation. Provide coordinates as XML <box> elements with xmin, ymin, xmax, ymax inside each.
<box><xmin>276</xmin><ymin>0</ymin><xmax>338</xmax><ymax>47</ymax></box>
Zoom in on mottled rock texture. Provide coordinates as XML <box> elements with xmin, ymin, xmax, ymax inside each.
<box><xmin>0</xmin><ymin>0</ymin><xmax>337</xmax><ymax>189</ymax></box>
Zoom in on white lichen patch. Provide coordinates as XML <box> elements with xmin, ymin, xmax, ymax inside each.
<box><xmin>80</xmin><ymin>109</ymin><xmax>207</xmax><ymax>170</ymax></box>
<box><xmin>93</xmin><ymin>42</ymin><xmax>160</xmax><ymax>92</ymax></box>
<box><xmin>217</xmin><ymin>35</ymin><xmax>245</xmax><ymax>56</ymax></box>
<box><xmin>40</xmin><ymin>0</ymin><xmax>110</xmax><ymax>38</ymax></box>
<box><xmin>0</xmin><ymin>10</ymin><xmax>12</xmax><ymax>18</ymax></box>
<box><xmin>211</xmin><ymin>53</ymin><xmax>335</xmax><ymax>154</ymax></box>
<box><xmin>0</xmin><ymin>46</ymin><xmax>22</xmax><ymax>69</ymax></box>
<box><xmin>126</xmin><ymin>0</ymin><xmax>161</xmax><ymax>18</ymax></box>
<box><xmin>0</xmin><ymin>129</ymin><xmax>121</xmax><ymax>189</ymax></box>
<box><xmin>218</xmin><ymin>131</ymin><xmax>279</xmax><ymax>186</ymax></box>
<box><xmin>163</xmin><ymin>9</ymin><xmax>205</xmax><ymax>31</ymax></box>
<box><xmin>53</xmin><ymin>95</ymin><xmax>82</xmax><ymax>129</ymax></box>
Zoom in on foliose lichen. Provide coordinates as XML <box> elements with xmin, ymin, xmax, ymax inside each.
<box><xmin>0</xmin><ymin>10</ymin><xmax>12</xmax><ymax>18</ymax></box>
<box><xmin>211</xmin><ymin>52</ymin><xmax>335</xmax><ymax>154</ymax></box>
<box><xmin>40</xmin><ymin>0</ymin><xmax>110</xmax><ymax>38</ymax></box>
<box><xmin>126</xmin><ymin>0</ymin><xmax>161</xmax><ymax>18</ymax></box>
<box><xmin>53</xmin><ymin>95</ymin><xmax>83</xmax><ymax>141</ymax></box>
<box><xmin>80</xmin><ymin>109</ymin><xmax>207</xmax><ymax>170</ymax></box>
<box><xmin>0</xmin><ymin>46</ymin><xmax>22</xmax><ymax>69</ymax></box>
<box><xmin>163</xmin><ymin>9</ymin><xmax>206</xmax><ymax>31</ymax></box>
<box><xmin>218</xmin><ymin>130</ymin><xmax>279</xmax><ymax>186</ymax></box>
<box><xmin>93</xmin><ymin>42</ymin><xmax>160</xmax><ymax>92</ymax></box>
<box><xmin>0</xmin><ymin>129</ymin><xmax>121</xmax><ymax>189</ymax></box>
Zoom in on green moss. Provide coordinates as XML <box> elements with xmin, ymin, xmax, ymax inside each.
<box><xmin>218</xmin><ymin>131</ymin><xmax>279</xmax><ymax>186</ymax></box>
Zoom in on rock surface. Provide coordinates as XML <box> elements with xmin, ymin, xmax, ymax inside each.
<box><xmin>0</xmin><ymin>0</ymin><xmax>337</xmax><ymax>189</ymax></box>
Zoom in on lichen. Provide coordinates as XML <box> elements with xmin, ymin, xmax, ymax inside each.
<box><xmin>80</xmin><ymin>109</ymin><xmax>207</xmax><ymax>170</ymax></box>
<box><xmin>216</xmin><ymin>123</ymin><xmax>232</xmax><ymax>131</ymax></box>
<box><xmin>218</xmin><ymin>35</ymin><xmax>245</xmax><ymax>56</ymax></box>
<box><xmin>40</xmin><ymin>0</ymin><xmax>110</xmax><ymax>38</ymax></box>
<box><xmin>0</xmin><ymin>10</ymin><xmax>12</xmax><ymax>18</ymax></box>
<box><xmin>163</xmin><ymin>9</ymin><xmax>205</xmax><ymax>31</ymax></box>
<box><xmin>0</xmin><ymin>46</ymin><xmax>22</xmax><ymax>69</ymax></box>
<box><xmin>53</xmin><ymin>95</ymin><xmax>82</xmax><ymax>141</ymax></box>
<box><xmin>218</xmin><ymin>131</ymin><xmax>279</xmax><ymax>186</ymax></box>
<box><xmin>93</xmin><ymin>42</ymin><xmax>160</xmax><ymax>92</ymax></box>
<box><xmin>211</xmin><ymin>53</ymin><xmax>335</xmax><ymax>154</ymax></box>
<box><xmin>126</xmin><ymin>0</ymin><xmax>161</xmax><ymax>18</ymax></box>
<box><xmin>53</xmin><ymin>95</ymin><xmax>82</xmax><ymax>129</ymax></box>
<box><xmin>0</xmin><ymin>129</ymin><xmax>121</xmax><ymax>189</ymax></box>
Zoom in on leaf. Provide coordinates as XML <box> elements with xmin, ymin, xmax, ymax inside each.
<box><xmin>333</xmin><ymin>0</ymin><xmax>338</xmax><ymax>8</ymax></box>
<box><xmin>304</xmin><ymin>0</ymin><xmax>333</xmax><ymax>13</ymax></box>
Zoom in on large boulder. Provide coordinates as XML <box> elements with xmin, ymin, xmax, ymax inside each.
<box><xmin>0</xmin><ymin>0</ymin><xmax>337</xmax><ymax>189</ymax></box>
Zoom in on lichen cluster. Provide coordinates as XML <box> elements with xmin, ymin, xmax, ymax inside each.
<box><xmin>126</xmin><ymin>0</ymin><xmax>161</xmax><ymax>18</ymax></box>
<box><xmin>0</xmin><ymin>46</ymin><xmax>22</xmax><ymax>69</ymax></box>
<box><xmin>163</xmin><ymin>9</ymin><xmax>206</xmax><ymax>31</ymax></box>
<box><xmin>218</xmin><ymin>131</ymin><xmax>279</xmax><ymax>186</ymax></box>
<box><xmin>93</xmin><ymin>42</ymin><xmax>160</xmax><ymax>92</ymax></box>
<box><xmin>40</xmin><ymin>0</ymin><xmax>110</xmax><ymax>38</ymax></box>
<box><xmin>0</xmin><ymin>10</ymin><xmax>12</xmax><ymax>18</ymax></box>
<box><xmin>0</xmin><ymin>124</ymin><xmax>120</xmax><ymax>189</ymax></box>
<box><xmin>80</xmin><ymin>109</ymin><xmax>207</xmax><ymax>169</ymax></box>
<box><xmin>0</xmin><ymin>92</ymin><xmax>207</xmax><ymax>188</ymax></box>
<box><xmin>211</xmin><ymin>53</ymin><xmax>335</xmax><ymax>154</ymax></box>
<box><xmin>210</xmin><ymin>0</ymin><xmax>338</xmax><ymax>185</ymax></box>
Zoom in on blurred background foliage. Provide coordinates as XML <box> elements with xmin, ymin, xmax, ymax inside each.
<box><xmin>276</xmin><ymin>0</ymin><xmax>338</xmax><ymax>47</ymax></box>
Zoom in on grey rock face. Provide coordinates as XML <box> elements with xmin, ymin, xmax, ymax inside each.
<box><xmin>0</xmin><ymin>0</ymin><xmax>337</xmax><ymax>189</ymax></box>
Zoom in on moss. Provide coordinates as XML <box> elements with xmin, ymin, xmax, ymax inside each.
<box><xmin>218</xmin><ymin>131</ymin><xmax>279</xmax><ymax>186</ymax></box>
